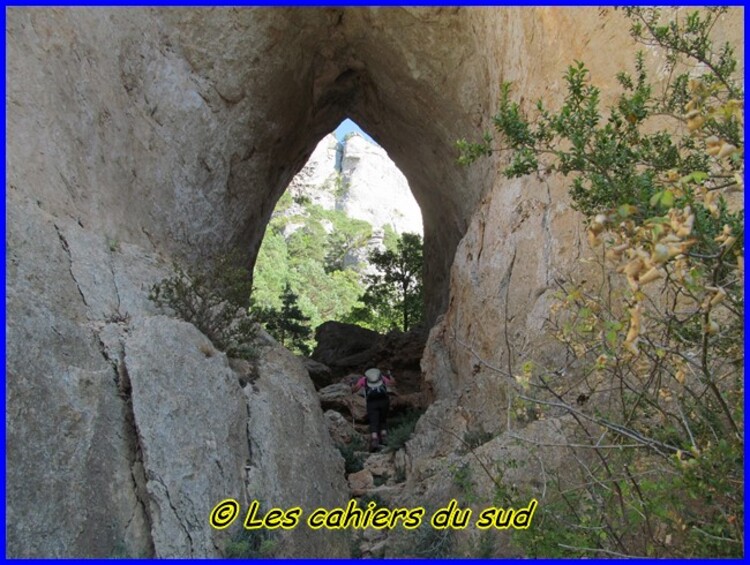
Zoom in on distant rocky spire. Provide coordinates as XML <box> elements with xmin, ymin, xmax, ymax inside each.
<box><xmin>285</xmin><ymin>133</ymin><xmax>423</xmax><ymax>237</ymax></box>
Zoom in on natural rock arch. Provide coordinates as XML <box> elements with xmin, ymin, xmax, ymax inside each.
<box><xmin>7</xmin><ymin>7</ymin><xmax>492</xmax><ymax>556</ymax></box>
<box><xmin>6</xmin><ymin>8</ymin><xmax>491</xmax><ymax>325</ymax></box>
<box><xmin>151</xmin><ymin>8</ymin><xmax>495</xmax><ymax>325</ymax></box>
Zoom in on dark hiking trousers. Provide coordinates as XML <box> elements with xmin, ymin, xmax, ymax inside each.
<box><xmin>366</xmin><ymin>395</ymin><xmax>390</xmax><ymax>434</ymax></box>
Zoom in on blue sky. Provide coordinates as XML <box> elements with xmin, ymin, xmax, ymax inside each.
<box><xmin>334</xmin><ymin>118</ymin><xmax>377</xmax><ymax>145</ymax></box>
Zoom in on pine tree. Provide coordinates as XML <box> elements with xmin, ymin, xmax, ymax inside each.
<box><xmin>255</xmin><ymin>283</ymin><xmax>312</xmax><ymax>355</ymax></box>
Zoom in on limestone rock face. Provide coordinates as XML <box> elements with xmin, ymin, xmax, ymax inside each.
<box><xmin>339</xmin><ymin>134</ymin><xmax>423</xmax><ymax>236</ymax></box>
<box><xmin>8</xmin><ymin>7</ymin><xmax>742</xmax><ymax>324</ymax></box>
<box><xmin>6</xmin><ymin>203</ymin><xmax>163</xmax><ymax>558</ymax></box>
<box><xmin>244</xmin><ymin>340</ymin><xmax>350</xmax><ymax>558</ymax></box>
<box><xmin>286</xmin><ymin>134</ymin><xmax>340</xmax><ymax>211</ymax></box>
<box><xmin>387</xmin><ymin>415</ymin><xmax>578</xmax><ymax>558</ymax></box>
<box><xmin>417</xmin><ymin>6</ymin><xmax>742</xmax><ymax>428</ymax></box>
<box><xmin>124</xmin><ymin>317</ymin><xmax>249</xmax><ymax>558</ymax></box>
<box><xmin>324</xmin><ymin>409</ymin><xmax>358</xmax><ymax>446</ymax></box>
<box><xmin>7</xmin><ymin>7</ymin><xmax>493</xmax><ymax>323</ymax></box>
<box><xmin>281</xmin><ymin>132</ymin><xmax>422</xmax><ymax>271</ymax></box>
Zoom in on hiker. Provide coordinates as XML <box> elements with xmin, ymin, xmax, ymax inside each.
<box><xmin>351</xmin><ymin>367</ymin><xmax>395</xmax><ymax>452</ymax></box>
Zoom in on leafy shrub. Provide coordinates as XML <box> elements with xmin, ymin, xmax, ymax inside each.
<box><xmin>149</xmin><ymin>250</ymin><xmax>257</xmax><ymax>360</ymax></box>
<box><xmin>385</xmin><ymin>409</ymin><xmax>424</xmax><ymax>452</ymax></box>
<box><xmin>460</xmin><ymin>7</ymin><xmax>743</xmax><ymax>557</ymax></box>
<box><xmin>451</xmin><ymin>462</ymin><xmax>477</xmax><ymax>504</ymax></box>
<box><xmin>333</xmin><ymin>173</ymin><xmax>350</xmax><ymax>200</ymax></box>
<box><xmin>337</xmin><ymin>435</ymin><xmax>366</xmax><ymax>474</ymax></box>
<box><xmin>412</xmin><ymin>521</ymin><xmax>453</xmax><ymax>558</ymax></box>
<box><xmin>357</xmin><ymin>492</ymin><xmax>388</xmax><ymax>510</ymax></box>
<box><xmin>224</xmin><ymin>527</ymin><xmax>277</xmax><ymax>558</ymax></box>
<box><xmin>462</xmin><ymin>429</ymin><xmax>494</xmax><ymax>451</ymax></box>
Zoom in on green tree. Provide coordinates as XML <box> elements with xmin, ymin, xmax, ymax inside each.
<box><xmin>287</xmin><ymin>220</ymin><xmax>328</xmax><ymax>266</ymax></box>
<box><xmin>460</xmin><ymin>7</ymin><xmax>743</xmax><ymax>557</ymax></box>
<box><xmin>256</xmin><ymin>283</ymin><xmax>312</xmax><ymax>355</ymax></box>
<box><xmin>253</xmin><ymin>198</ymin><xmax>376</xmax><ymax>350</ymax></box>
<box><xmin>149</xmin><ymin>250</ymin><xmax>257</xmax><ymax>360</ymax></box>
<box><xmin>251</xmin><ymin>229</ymin><xmax>289</xmax><ymax>310</ymax></box>
<box><xmin>289</xmin><ymin>259</ymin><xmax>363</xmax><ymax>330</ymax></box>
<box><xmin>381</xmin><ymin>223</ymin><xmax>400</xmax><ymax>252</ymax></box>
<box><xmin>348</xmin><ymin>232</ymin><xmax>424</xmax><ymax>332</ymax></box>
<box><xmin>324</xmin><ymin>211</ymin><xmax>372</xmax><ymax>273</ymax></box>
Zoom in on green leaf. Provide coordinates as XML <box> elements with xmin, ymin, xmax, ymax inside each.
<box><xmin>660</xmin><ymin>190</ymin><xmax>675</xmax><ymax>207</ymax></box>
<box><xmin>606</xmin><ymin>329</ymin><xmax>618</xmax><ymax>347</ymax></box>
<box><xmin>679</xmin><ymin>171</ymin><xmax>709</xmax><ymax>185</ymax></box>
<box><xmin>691</xmin><ymin>171</ymin><xmax>709</xmax><ymax>183</ymax></box>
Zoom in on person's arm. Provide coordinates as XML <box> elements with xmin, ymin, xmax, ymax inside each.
<box><xmin>351</xmin><ymin>377</ymin><xmax>364</xmax><ymax>394</ymax></box>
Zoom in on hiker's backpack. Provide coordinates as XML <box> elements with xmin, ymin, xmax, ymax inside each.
<box><xmin>365</xmin><ymin>379</ymin><xmax>388</xmax><ymax>399</ymax></box>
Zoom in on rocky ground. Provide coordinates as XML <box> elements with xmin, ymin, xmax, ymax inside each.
<box><xmin>308</xmin><ymin>322</ymin><xmax>428</xmax><ymax>557</ymax></box>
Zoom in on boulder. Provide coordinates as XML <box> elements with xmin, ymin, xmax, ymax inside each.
<box><xmin>347</xmin><ymin>469</ymin><xmax>374</xmax><ymax>496</ymax></box>
<box><xmin>389</xmin><ymin>391</ymin><xmax>428</xmax><ymax>413</ymax></box>
<box><xmin>125</xmin><ymin>316</ymin><xmax>249</xmax><ymax>558</ymax></box>
<box><xmin>318</xmin><ymin>382</ymin><xmax>368</xmax><ymax>423</ymax></box>
<box><xmin>311</xmin><ymin>321</ymin><xmax>381</xmax><ymax>369</ymax></box>
<box><xmin>244</xmin><ymin>339</ymin><xmax>350</xmax><ymax>557</ymax></box>
<box><xmin>364</xmin><ymin>452</ymin><xmax>395</xmax><ymax>479</ymax></box>
<box><xmin>311</xmin><ymin>322</ymin><xmax>428</xmax><ymax>393</ymax></box>
<box><xmin>324</xmin><ymin>410</ymin><xmax>358</xmax><ymax>446</ymax></box>
<box><xmin>300</xmin><ymin>357</ymin><xmax>335</xmax><ymax>390</ymax></box>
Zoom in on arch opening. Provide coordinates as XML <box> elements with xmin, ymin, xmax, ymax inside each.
<box><xmin>209</xmin><ymin>8</ymin><xmax>493</xmax><ymax>331</ymax></box>
<box><xmin>252</xmin><ymin>118</ymin><xmax>425</xmax><ymax>354</ymax></box>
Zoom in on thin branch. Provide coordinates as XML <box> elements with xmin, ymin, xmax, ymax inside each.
<box><xmin>519</xmin><ymin>395</ymin><xmax>682</xmax><ymax>457</ymax></box>
<box><xmin>691</xmin><ymin>527</ymin><xmax>742</xmax><ymax>544</ymax></box>
<box><xmin>556</xmin><ymin>543</ymin><xmax>643</xmax><ymax>558</ymax></box>
<box><xmin>448</xmin><ymin>323</ymin><xmax>513</xmax><ymax>379</ymax></box>
<box><xmin>421</xmin><ymin>415</ymin><xmax>504</xmax><ymax>494</ymax></box>
<box><xmin>506</xmin><ymin>433</ymin><xmax>647</xmax><ymax>450</ymax></box>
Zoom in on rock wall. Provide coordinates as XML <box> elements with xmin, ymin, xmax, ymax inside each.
<box><xmin>407</xmin><ymin>9</ymin><xmax>742</xmax><ymax>555</ymax></box>
<box><xmin>286</xmin><ymin>133</ymin><xmax>340</xmax><ymax>211</ymax></box>
<box><xmin>5</xmin><ymin>204</ymin><xmax>351</xmax><ymax>557</ymax></box>
<box><xmin>6</xmin><ymin>6</ymin><xmax>742</xmax><ymax>557</ymax></box>
<box><xmin>7</xmin><ymin>7</ymin><xmax>492</xmax><ymax>323</ymax></box>
<box><xmin>339</xmin><ymin>134</ymin><xmax>423</xmax><ymax>236</ymax></box>
<box><xmin>124</xmin><ymin>317</ymin><xmax>249</xmax><ymax>557</ymax></box>
<box><xmin>422</xmin><ymin>5</ymin><xmax>744</xmax><ymax>426</ymax></box>
<box><xmin>285</xmin><ymin>132</ymin><xmax>422</xmax><ymax>237</ymax></box>
<box><xmin>6</xmin><ymin>206</ymin><xmax>165</xmax><ymax>557</ymax></box>
<box><xmin>242</xmin><ymin>334</ymin><xmax>350</xmax><ymax>557</ymax></box>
